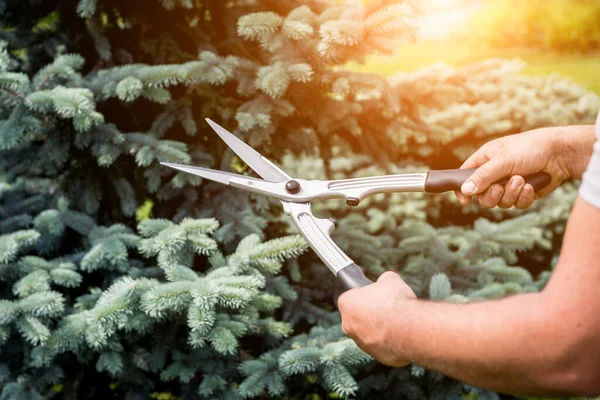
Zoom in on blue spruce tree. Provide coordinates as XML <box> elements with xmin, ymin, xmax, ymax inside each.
<box><xmin>0</xmin><ymin>0</ymin><xmax>598</xmax><ymax>399</ymax></box>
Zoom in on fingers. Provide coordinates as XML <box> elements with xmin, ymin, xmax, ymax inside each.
<box><xmin>476</xmin><ymin>178</ymin><xmax>537</xmax><ymax>209</ymax></box>
<box><xmin>535</xmin><ymin>177</ymin><xmax>562</xmax><ymax>199</ymax></box>
<box><xmin>461</xmin><ymin>156</ymin><xmax>513</xmax><ymax>196</ymax></box>
<box><xmin>477</xmin><ymin>183</ymin><xmax>504</xmax><ymax>208</ymax></box>
<box><xmin>455</xmin><ymin>191</ymin><xmax>472</xmax><ymax>206</ymax></box>
<box><xmin>456</xmin><ymin>153</ymin><xmax>489</xmax><ymax>206</ymax></box>
<box><xmin>515</xmin><ymin>183</ymin><xmax>535</xmax><ymax>209</ymax></box>
<box><xmin>460</xmin><ymin>146</ymin><xmax>491</xmax><ymax>170</ymax></box>
<box><xmin>339</xmin><ymin>272</ymin><xmax>396</xmax><ymax>309</ymax></box>
<box><xmin>498</xmin><ymin>175</ymin><xmax>525</xmax><ymax>209</ymax></box>
<box><xmin>455</xmin><ymin>145</ymin><xmax>494</xmax><ymax>205</ymax></box>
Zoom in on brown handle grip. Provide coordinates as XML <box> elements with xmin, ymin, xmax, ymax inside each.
<box><xmin>424</xmin><ymin>169</ymin><xmax>551</xmax><ymax>194</ymax></box>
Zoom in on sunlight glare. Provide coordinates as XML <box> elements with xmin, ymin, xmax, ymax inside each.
<box><xmin>419</xmin><ymin>0</ymin><xmax>479</xmax><ymax>40</ymax></box>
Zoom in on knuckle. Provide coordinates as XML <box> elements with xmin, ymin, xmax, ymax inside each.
<box><xmin>490</xmin><ymin>184</ymin><xmax>504</xmax><ymax>199</ymax></box>
<box><xmin>341</xmin><ymin>323</ymin><xmax>349</xmax><ymax>336</ymax></box>
<box><xmin>478</xmin><ymin>195</ymin><xmax>493</xmax><ymax>208</ymax></box>
<box><xmin>515</xmin><ymin>200</ymin><xmax>531</xmax><ymax>210</ymax></box>
<box><xmin>471</xmin><ymin>169</ymin><xmax>486</xmax><ymax>184</ymax></box>
<box><xmin>515</xmin><ymin>189</ymin><xmax>534</xmax><ymax>209</ymax></box>
<box><xmin>483</xmin><ymin>199</ymin><xmax>498</xmax><ymax>208</ymax></box>
<box><xmin>480</xmin><ymin>190</ymin><xmax>501</xmax><ymax>207</ymax></box>
<box><xmin>494</xmin><ymin>150</ymin><xmax>513</xmax><ymax>169</ymax></box>
<box><xmin>513</xmin><ymin>175</ymin><xmax>525</xmax><ymax>187</ymax></box>
<box><xmin>481</xmin><ymin>140</ymin><xmax>497</xmax><ymax>152</ymax></box>
<box><xmin>504</xmin><ymin>188</ymin><xmax>516</xmax><ymax>198</ymax></box>
<box><xmin>521</xmin><ymin>186</ymin><xmax>534</xmax><ymax>198</ymax></box>
<box><xmin>341</xmin><ymin>321</ymin><xmax>355</xmax><ymax>338</ymax></box>
<box><xmin>495</xmin><ymin>142</ymin><xmax>508</xmax><ymax>154</ymax></box>
<box><xmin>498</xmin><ymin>187</ymin><xmax>519</xmax><ymax>209</ymax></box>
<box><xmin>379</xmin><ymin>271</ymin><xmax>397</xmax><ymax>281</ymax></box>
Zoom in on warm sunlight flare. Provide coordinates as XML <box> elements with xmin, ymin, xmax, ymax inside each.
<box><xmin>418</xmin><ymin>0</ymin><xmax>479</xmax><ymax>39</ymax></box>
<box><xmin>3</xmin><ymin>1</ymin><xmax>600</xmax><ymax>399</ymax></box>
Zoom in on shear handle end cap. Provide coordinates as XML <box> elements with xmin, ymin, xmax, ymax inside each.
<box><xmin>337</xmin><ymin>263</ymin><xmax>373</xmax><ymax>290</ymax></box>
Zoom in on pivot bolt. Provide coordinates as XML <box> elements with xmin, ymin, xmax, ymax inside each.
<box><xmin>285</xmin><ymin>180</ymin><xmax>301</xmax><ymax>194</ymax></box>
<box><xmin>346</xmin><ymin>197</ymin><xmax>360</xmax><ymax>207</ymax></box>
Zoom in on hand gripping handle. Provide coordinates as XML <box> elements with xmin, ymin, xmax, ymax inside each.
<box><xmin>284</xmin><ymin>202</ymin><xmax>373</xmax><ymax>290</ymax></box>
<box><xmin>337</xmin><ymin>263</ymin><xmax>373</xmax><ymax>289</ymax></box>
<box><xmin>424</xmin><ymin>169</ymin><xmax>551</xmax><ymax>193</ymax></box>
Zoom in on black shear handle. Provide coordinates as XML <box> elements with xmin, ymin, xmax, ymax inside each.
<box><xmin>337</xmin><ymin>263</ymin><xmax>373</xmax><ymax>290</ymax></box>
<box><xmin>424</xmin><ymin>169</ymin><xmax>551</xmax><ymax>193</ymax></box>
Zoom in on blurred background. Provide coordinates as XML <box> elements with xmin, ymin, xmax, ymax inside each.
<box><xmin>349</xmin><ymin>0</ymin><xmax>600</xmax><ymax>93</ymax></box>
<box><xmin>1</xmin><ymin>0</ymin><xmax>599</xmax><ymax>398</ymax></box>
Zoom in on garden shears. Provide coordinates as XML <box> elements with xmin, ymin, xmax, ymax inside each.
<box><xmin>161</xmin><ymin>119</ymin><xmax>550</xmax><ymax>290</ymax></box>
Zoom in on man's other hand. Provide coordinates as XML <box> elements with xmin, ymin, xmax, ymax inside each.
<box><xmin>455</xmin><ymin>127</ymin><xmax>576</xmax><ymax>209</ymax></box>
<box><xmin>338</xmin><ymin>271</ymin><xmax>417</xmax><ymax>367</ymax></box>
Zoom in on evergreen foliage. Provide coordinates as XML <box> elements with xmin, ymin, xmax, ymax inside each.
<box><xmin>0</xmin><ymin>0</ymin><xmax>598</xmax><ymax>399</ymax></box>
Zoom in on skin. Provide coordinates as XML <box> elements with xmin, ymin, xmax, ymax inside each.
<box><xmin>455</xmin><ymin>125</ymin><xmax>596</xmax><ymax>208</ymax></box>
<box><xmin>338</xmin><ymin>125</ymin><xmax>600</xmax><ymax>397</ymax></box>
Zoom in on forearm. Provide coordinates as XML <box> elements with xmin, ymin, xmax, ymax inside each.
<box><xmin>553</xmin><ymin>124</ymin><xmax>596</xmax><ymax>180</ymax></box>
<box><xmin>390</xmin><ymin>292</ymin><xmax>577</xmax><ymax>397</ymax></box>
<box><xmin>383</xmin><ymin>197</ymin><xmax>600</xmax><ymax>397</ymax></box>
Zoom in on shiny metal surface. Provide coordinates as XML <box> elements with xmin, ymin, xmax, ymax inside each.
<box><xmin>159</xmin><ymin>162</ymin><xmax>264</xmax><ymax>185</ymax></box>
<box><xmin>205</xmin><ymin>118</ymin><xmax>289</xmax><ymax>183</ymax></box>
<box><xmin>160</xmin><ymin>120</ymin><xmax>431</xmax><ymax>278</ymax></box>
<box><xmin>283</xmin><ymin>202</ymin><xmax>352</xmax><ymax>274</ymax></box>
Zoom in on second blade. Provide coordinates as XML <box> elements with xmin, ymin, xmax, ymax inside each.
<box><xmin>205</xmin><ymin>119</ymin><xmax>289</xmax><ymax>183</ymax></box>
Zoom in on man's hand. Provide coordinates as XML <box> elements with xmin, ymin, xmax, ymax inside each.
<box><xmin>338</xmin><ymin>271</ymin><xmax>417</xmax><ymax>367</ymax></box>
<box><xmin>456</xmin><ymin>126</ymin><xmax>595</xmax><ymax>209</ymax></box>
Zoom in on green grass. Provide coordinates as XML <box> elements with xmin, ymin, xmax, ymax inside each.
<box><xmin>347</xmin><ymin>40</ymin><xmax>600</xmax><ymax>93</ymax></box>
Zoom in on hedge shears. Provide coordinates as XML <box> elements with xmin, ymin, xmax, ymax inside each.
<box><xmin>161</xmin><ymin>119</ymin><xmax>550</xmax><ymax>290</ymax></box>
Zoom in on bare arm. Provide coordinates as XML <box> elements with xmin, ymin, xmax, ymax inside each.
<box><xmin>339</xmin><ymin>196</ymin><xmax>600</xmax><ymax>397</ymax></box>
<box><xmin>555</xmin><ymin>125</ymin><xmax>597</xmax><ymax>180</ymax></box>
<box><xmin>338</xmin><ymin>123</ymin><xmax>600</xmax><ymax>397</ymax></box>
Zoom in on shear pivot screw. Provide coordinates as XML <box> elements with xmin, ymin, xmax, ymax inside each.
<box><xmin>346</xmin><ymin>197</ymin><xmax>360</xmax><ymax>207</ymax></box>
<box><xmin>285</xmin><ymin>180</ymin><xmax>301</xmax><ymax>194</ymax></box>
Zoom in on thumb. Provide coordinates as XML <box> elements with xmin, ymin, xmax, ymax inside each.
<box><xmin>461</xmin><ymin>156</ymin><xmax>513</xmax><ymax>195</ymax></box>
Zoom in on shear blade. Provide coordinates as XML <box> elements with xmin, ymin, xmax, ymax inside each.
<box><xmin>205</xmin><ymin>118</ymin><xmax>289</xmax><ymax>183</ymax></box>
<box><xmin>159</xmin><ymin>162</ymin><xmax>263</xmax><ymax>185</ymax></box>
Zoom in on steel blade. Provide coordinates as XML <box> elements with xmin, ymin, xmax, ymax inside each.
<box><xmin>160</xmin><ymin>162</ymin><xmax>263</xmax><ymax>185</ymax></box>
<box><xmin>205</xmin><ymin>118</ymin><xmax>289</xmax><ymax>183</ymax></box>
